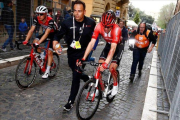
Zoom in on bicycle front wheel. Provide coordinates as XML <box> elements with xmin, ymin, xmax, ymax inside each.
<box><xmin>15</xmin><ymin>57</ymin><xmax>37</xmax><ymax>89</ymax></box>
<box><xmin>49</xmin><ymin>53</ymin><xmax>60</xmax><ymax>78</ymax></box>
<box><xmin>76</xmin><ymin>79</ymin><xmax>101</xmax><ymax>120</ymax></box>
<box><xmin>106</xmin><ymin>70</ymin><xmax>120</xmax><ymax>103</ymax></box>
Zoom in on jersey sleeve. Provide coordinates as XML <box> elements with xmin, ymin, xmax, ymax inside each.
<box><xmin>48</xmin><ymin>19</ymin><xmax>56</xmax><ymax>30</ymax></box>
<box><xmin>92</xmin><ymin>23</ymin><xmax>101</xmax><ymax>40</ymax></box>
<box><xmin>112</xmin><ymin>26</ymin><xmax>121</xmax><ymax>44</ymax></box>
<box><xmin>32</xmin><ymin>17</ymin><xmax>38</xmax><ymax>26</ymax></box>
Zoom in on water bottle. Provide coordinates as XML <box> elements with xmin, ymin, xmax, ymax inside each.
<box><xmin>55</xmin><ymin>43</ymin><xmax>62</xmax><ymax>54</ymax></box>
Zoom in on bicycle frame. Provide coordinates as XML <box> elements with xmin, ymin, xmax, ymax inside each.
<box><xmin>24</xmin><ymin>41</ymin><xmax>51</xmax><ymax>75</ymax></box>
<box><xmin>86</xmin><ymin>65</ymin><xmax>117</xmax><ymax>101</ymax></box>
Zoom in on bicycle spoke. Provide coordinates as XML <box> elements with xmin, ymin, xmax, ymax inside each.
<box><xmin>76</xmin><ymin>79</ymin><xmax>100</xmax><ymax>120</ymax></box>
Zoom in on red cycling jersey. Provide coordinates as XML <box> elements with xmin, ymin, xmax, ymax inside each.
<box><xmin>92</xmin><ymin>22</ymin><xmax>122</xmax><ymax>44</ymax></box>
<box><xmin>33</xmin><ymin>16</ymin><xmax>58</xmax><ymax>33</ymax></box>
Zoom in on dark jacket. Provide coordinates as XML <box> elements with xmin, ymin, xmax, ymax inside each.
<box><xmin>54</xmin><ymin>16</ymin><xmax>96</xmax><ymax>57</ymax></box>
<box><xmin>19</xmin><ymin>22</ymin><xmax>28</xmax><ymax>32</ymax></box>
<box><xmin>1</xmin><ymin>6</ymin><xmax>14</xmax><ymax>26</ymax></box>
<box><xmin>121</xmin><ymin>26</ymin><xmax>128</xmax><ymax>43</ymax></box>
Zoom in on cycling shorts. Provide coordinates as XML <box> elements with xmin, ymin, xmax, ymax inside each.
<box><xmin>35</xmin><ymin>33</ymin><xmax>55</xmax><ymax>51</ymax></box>
<box><xmin>99</xmin><ymin>42</ymin><xmax>124</xmax><ymax>66</ymax></box>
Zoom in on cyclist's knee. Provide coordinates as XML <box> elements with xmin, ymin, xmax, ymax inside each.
<box><xmin>48</xmin><ymin>50</ymin><xmax>53</xmax><ymax>55</ymax></box>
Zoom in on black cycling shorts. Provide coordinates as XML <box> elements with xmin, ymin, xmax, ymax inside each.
<box><xmin>35</xmin><ymin>33</ymin><xmax>55</xmax><ymax>50</ymax></box>
<box><xmin>99</xmin><ymin>42</ymin><xmax>124</xmax><ymax>66</ymax></box>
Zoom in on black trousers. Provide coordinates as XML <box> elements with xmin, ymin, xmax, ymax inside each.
<box><xmin>67</xmin><ymin>55</ymin><xmax>89</xmax><ymax>104</ymax></box>
<box><xmin>130</xmin><ymin>48</ymin><xmax>147</xmax><ymax>75</ymax></box>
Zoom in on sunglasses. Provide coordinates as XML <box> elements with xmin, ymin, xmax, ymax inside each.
<box><xmin>104</xmin><ymin>26</ymin><xmax>112</xmax><ymax>29</ymax></box>
<box><xmin>37</xmin><ymin>13</ymin><xmax>44</xmax><ymax>16</ymax></box>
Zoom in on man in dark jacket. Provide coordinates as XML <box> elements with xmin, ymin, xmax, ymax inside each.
<box><xmin>53</xmin><ymin>0</ymin><xmax>96</xmax><ymax>111</ymax></box>
<box><xmin>119</xmin><ymin>20</ymin><xmax>128</xmax><ymax>45</ymax></box>
<box><xmin>1</xmin><ymin>0</ymin><xmax>14</xmax><ymax>52</ymax></box>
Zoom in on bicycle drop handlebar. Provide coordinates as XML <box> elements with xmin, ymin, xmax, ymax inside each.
<box><xmin>76</xmin><ymin>61</ymin><xmax>102</xmax><ymax>73</ymax></box>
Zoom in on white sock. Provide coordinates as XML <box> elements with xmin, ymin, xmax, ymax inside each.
<box><xmin>45</xmin><ymin>65</ymin><xmax>51</xmax><ymax>73</ymax></box>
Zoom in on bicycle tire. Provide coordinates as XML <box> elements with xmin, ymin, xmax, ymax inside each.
<box><xmin>15</xmin><ymin>56</ymin><xmax>37</xmax><ymax>89</ymax></box>
<box><xmin>76</xmin><ymin>79</ymin><xmax>101</xmax><ymax>120</ymax></box>
<box><xmin>49</xmin><ymin>53</ymin><xmax>60</xmax><ymax>78</ymax></box>
<box><xmin>106</xmin><ymin>70</ymin><xmax>120</xmax><ymax>103</ymax></box>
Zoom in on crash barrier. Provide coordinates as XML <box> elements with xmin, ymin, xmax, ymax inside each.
<box><xmin>158</xmin><ymin>12</ymin><xmax>180</xmax><ymax>120</ymax></box>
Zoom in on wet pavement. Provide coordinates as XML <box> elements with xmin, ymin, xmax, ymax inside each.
<box><xmin>0</xmin><ymin>44</ymin><xmax>169</xmax><ymax>120</ymax></box>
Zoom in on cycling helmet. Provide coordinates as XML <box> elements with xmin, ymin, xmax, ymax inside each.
<box><xmin>101</xmin><ymin>10</ymin><xmax>116</xmax><ymax>27</ymax></box>
<box><xmin>35</xmin><ymin>5</ymin><xmax>48</xmax><ymax>13</ymax></box>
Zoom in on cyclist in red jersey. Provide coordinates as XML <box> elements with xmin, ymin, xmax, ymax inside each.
<box><xmin>23</xmin><ymin>5</ymin><xmax>58</xmax><ymax>79</ymax></box>
<box><xmin>77</xmin><ymin>10</ymin><xmax>123</xmax><ymax>96</ymax></box>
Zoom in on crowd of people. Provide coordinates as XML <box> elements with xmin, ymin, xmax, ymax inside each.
<box><xmin>1</xmin><ymin>0</ymin><xmax>158</xmax><ymax>112</ymax></box>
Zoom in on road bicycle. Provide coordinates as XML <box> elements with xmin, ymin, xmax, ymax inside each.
<box><xmin>76</xmin><ymin>61</ymin><xmax>120</xmax><ymax>120</ymax></box>
<box><xmin>15</xmin><ymin>41</ymin><xmax>60</xmax><ymax>89</ymax></box>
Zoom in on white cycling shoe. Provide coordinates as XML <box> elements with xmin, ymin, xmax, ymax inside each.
<box><xmin>42</xmin><ymin>71</ymin><xmax>49</xmax><ymax>79</ymax></box>
<box><xmin>111</xmin><ymin>85</ymin><xmax>118</xmax><ymax>96</ymax></box>
<box><xmin>90</xmin><ymin>90</ymin><xmax>99</xmax><ymax>97</ymax></box>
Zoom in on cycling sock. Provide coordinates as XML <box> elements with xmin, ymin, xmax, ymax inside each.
<box><xmin>46</xmin><ymin>65</ymin><xmax>51</xmax><ymax>73</ymax></box>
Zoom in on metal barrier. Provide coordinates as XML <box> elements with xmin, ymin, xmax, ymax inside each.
<box><xmin>158</xmin><ymin>12</ymin><xmax>180</xmax><ymax>120</ymax></box>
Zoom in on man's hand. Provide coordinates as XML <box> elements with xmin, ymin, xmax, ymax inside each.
<box><xmin>147</xmin><ymin>47</ymin><xmax>153</xmax><ymax>53</ymax></box>
<box><xmin>100</xmin><ymin>62</ymin><xmax>108</xmax><ymax>72</ymax></box>
<box><xmin>55</xmin><ymin>48</ymin><xmax>62</xmax><ymax>55</ymax></box>
<box><xmin>23</xmin><ymin>41</ymin><xmax>28</xmax><ymax>45</ymax></box>
<box><xmin>76</xmin><ymin>58</ymin><xmax>85</xmax><ymax>66</ymax></box>
<box><xmin>33</xmin><ymin>42</ymin><xmax>39</xmax><ymax>49</ymax></box>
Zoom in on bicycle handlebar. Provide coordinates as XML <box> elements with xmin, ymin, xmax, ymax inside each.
<box><xmin>76</xmin><ymin>61</ymin><xmax>102</xmax><ymax>73</ymax></box>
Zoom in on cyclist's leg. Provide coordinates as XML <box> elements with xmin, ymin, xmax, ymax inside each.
<box><xmin>109</xmin><ymin>63</ymin><xmax>118</xmax><ymax>85</ymax></box>
<box><xmin>42</xmin><ymin>39</ymin><xmax>53</xmax><ymax>78</ymax></box>
<box><xmin>109</xmin><ymin>43</ymin><xmax>123</xmax><ymax>96</ymax></box>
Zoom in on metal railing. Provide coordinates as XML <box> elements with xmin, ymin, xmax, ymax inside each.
<box><xmin>158</xmin><ymin>12</ymin><xmax>180</xmax><ymax>120</ymax></box>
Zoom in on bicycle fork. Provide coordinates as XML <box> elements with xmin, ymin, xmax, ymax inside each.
<box><xmin>103</xmin><ymin>72</ymin><xmax>111</xmax><ymax>97</ymax></box>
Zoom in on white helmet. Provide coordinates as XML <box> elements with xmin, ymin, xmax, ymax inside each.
<box><xmin>36</xmin><ymin>5</ymin><xmax>48</xmax><ymax>13</ymax></box>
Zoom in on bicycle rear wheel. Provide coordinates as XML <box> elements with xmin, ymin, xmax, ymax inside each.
<box><xmin>76</xmin><ymin>79</ymin><xmax>101</xmax><ymax>120</ymax></box>
<box><xmin>106</xmin><ymin>70</ymin><xmax>120</xmax><ymax>102</ymax></box>
<box><xmin>49</xmin><ymin>53</ymin><xmax>60</xmax><ymax>78</ymax></box>
<box><xmin>15</xmin><ymin>57</ymin><xmax>37</xmax><ymax>89</ymax></box>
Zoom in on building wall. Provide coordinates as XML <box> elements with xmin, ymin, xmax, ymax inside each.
<box><xmin>72</xmin><ymin>0</ymin><xmax>129</xmax><ymax>20</ymax></box>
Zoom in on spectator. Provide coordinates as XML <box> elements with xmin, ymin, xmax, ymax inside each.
<box><xmin>129</xmin><ymin>22</ymin><xmax>156</xmax><ymax>82</ymax></box>
<box><xmin>1</xmin><ymin>0</ymin><xmax>14</xmax><ymax>52</ymax></box>
<box><xmin>64</xmin><ymin>7</ymin><xmax>71</xmax><ymax>20</ymax></box>
<box><xmin>55</xmin><ymin>10</ymin><xmax>63</xmax><ymax>28</ymax></box>
<box><xmin>18</xmin><ymin>17</ymin><xmax>28</xmax><ymax>41</ymax></box>
<box><xmin>48</xmin><ymin>8</ymin><xmax>53</xmax><ymax>18</ymax></box>
<box><xmin>119</xmin><ymin>20</ymin><xmax>128</xmax><ymax>45</ymax></box>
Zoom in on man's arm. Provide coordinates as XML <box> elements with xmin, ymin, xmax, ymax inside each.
<box><xmin>82</xmin><ymin>38</ymin><xmax>96</xmax><ymax>60</ymax></box>
<box><xmin>104</xmin><ymin>43</ymin><xmax>117</xmax><ymax>64</ymax></box>
<box><xmin>24</xmin><ymin>25</ymin><xmax>36</xmax><ymax>42</ymax></box>
<box><xmin>37</xmin><ymin>28</ymin><xmax>51</xmax><ymax>44</ymax></box>
<box><xmin>147</xmin><ymin>31</ymin><xmax>156</xmax><ymax>53</ymax></box>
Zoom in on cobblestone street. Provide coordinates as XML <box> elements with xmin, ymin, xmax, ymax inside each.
<box><xmin>0</xmin><ymin>44</ymin><xmax>166</xmax><ymax>120</ymax></box>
